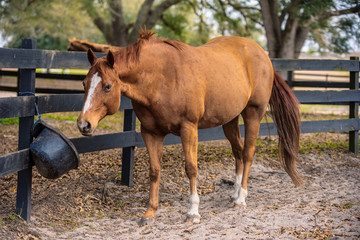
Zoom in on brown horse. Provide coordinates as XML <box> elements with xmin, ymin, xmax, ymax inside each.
<box><xmin>77</xmin><ymin>31</ymin><xmax>303</xmax><ymax>225</ymax></box>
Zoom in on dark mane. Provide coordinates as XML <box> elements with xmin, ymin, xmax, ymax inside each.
<box><xmin>115</xmin><ymin>30</ymin><xmax>184</xmax><ymax>66</ymax></box>
<box><xmin>138</xmin><ymin>29</ymin><xmax>184</xmax><ymax>51</ymax></box>
<box><xmin>163</xmin><ymin>39</ymin><xmax>184</xmax><ymax>51</ymax></box>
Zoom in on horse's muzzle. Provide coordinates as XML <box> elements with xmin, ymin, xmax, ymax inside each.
<box><xmin>77</xmin><ymin>119</ymin><xmax>93</xmax><ymax>136</ymax></box>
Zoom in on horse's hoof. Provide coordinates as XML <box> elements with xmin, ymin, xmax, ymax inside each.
<box><xmin>138</xmin><ymin>217</ymin><xmax>154</xmax><ymax>226</ymax></box>
<box><xmin>185</xmin><ymin>214</ymin><xmax>201</xmax><ymax>224</ymax></box>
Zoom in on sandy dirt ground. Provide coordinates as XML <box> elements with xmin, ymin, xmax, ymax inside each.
<box><xmin>31</xmin><ymin>151</ymin><xmax>360</xmax><ymax>240</ymax></box>
<box><xmin>0</xmin><ymin>119</ymin><xmax>359</xmax><ymax>239</ymax></box>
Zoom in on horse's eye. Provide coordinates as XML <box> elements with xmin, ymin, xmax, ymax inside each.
<box><xmin>104</xmin><ymin>84</ymin><xmax>112</xmax><ymax>92</ymax></box>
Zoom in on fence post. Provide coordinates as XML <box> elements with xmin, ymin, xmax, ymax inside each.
<box><xmin>287</xmin><ymin>71</ymin><xmax>293</xmax><ymax>88</ymax></box>
<box><xmin>16</xmin><ymin>39</ymin><xmax>36</xmax><ymax>221</ymax></box>
<box><xmin>349</xmin><ymin>56</ymin><xmax>359</xmax><ymax>155</ymax></box>
<box><xmin>121</xmin><ymin>109</ymin><xmax>136</xmax><ymax>186</ymax></box>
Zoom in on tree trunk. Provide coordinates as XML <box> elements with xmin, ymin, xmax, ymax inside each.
<box><xmin>85</xmin><ymin>0</ymin><xmax>183</xmax><ymax>47</ymax></box>
<box><xmin>128</xmin><ymin>0</ymin><xmax>183</xmax><ymax>44</ymax></box>
<box><xmin>108</xmin><ymin>0</ymin><xmax>129</xmax><ymax>46</ymax></box>
<box><xmin>259</xmin><ymin>0</ymin><xmax>281</xmax><ymax>58</ymax></box>
<box><xmin>260</xmin><ymin>0</ymin><xmax>305</xmax><ymax>59</ymax></box>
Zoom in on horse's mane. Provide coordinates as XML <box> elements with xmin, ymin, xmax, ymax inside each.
<box><xmin>116</xmin><ymin>30</ymin><xmax>184</xmax><ymax>66</ymax></box>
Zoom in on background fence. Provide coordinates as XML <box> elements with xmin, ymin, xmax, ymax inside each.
<box><xmin>0</xmin><ymin>39</ymin><xmax>359</xmax><ymax>221</ymax></box>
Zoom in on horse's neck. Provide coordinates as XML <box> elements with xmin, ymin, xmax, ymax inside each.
<box><xmin>119</xmin><ymin>45</ymin><xmax>180</xmax><ymax>107</ymax></box>
<box><xmin>122</xmin><ymin>83</ymin><xmax>151</xmax><ymax>107</ymax></box>
<box><xmin>119</xmin><ymin>69</ymin><xmax>155</xmax><ymax>107</ymax></box>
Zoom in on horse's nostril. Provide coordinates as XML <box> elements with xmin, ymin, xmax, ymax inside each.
<box><xmin>85</xmin><ymin>121</ymin><xmax>91</xmax><ymax>132</ymax></box>
<box><xmin>78</xmin><ymin>120</ymin><xmax>92</xmax><ymax>133</ymax></box>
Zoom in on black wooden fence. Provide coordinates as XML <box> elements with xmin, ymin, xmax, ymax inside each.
<box><xmin>0</xmin><ymin>39</ymin><xmax>359</xmax><ymax>221</ymax></box>
<box><xmin>0</xmin><ymin>61</ymin><xmax>356</xmax><ymax>94</ymax></box>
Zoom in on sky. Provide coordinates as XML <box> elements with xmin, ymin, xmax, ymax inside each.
<box><xmin>0</xmin><ymin>34</ymin><xmax>5</xmax><ymax>48</ymax></box>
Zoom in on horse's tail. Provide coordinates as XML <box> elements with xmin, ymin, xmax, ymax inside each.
<box><xmin>269</xmin><ymin>71</ymin><xmax>303</xmax><ymax>187</ymax></box>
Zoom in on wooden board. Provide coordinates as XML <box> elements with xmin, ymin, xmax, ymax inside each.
<box><xmin>295</xmin><ymin>90</ymin><xmax>360</xmax><ymax>103</ymax></box>
<box><xmin>292</xmin><ymin>81</ymin><xmax>349</xmax><ymax>88</ymax></box>
<box><xmin>0</xmin><ymin>48</ymin><xmax>105</xmax><ymax>69</ymax></box>
<box><xmin>71</xmin><ymin>131</ymin><xmax>137</xmax><ymax>153</ymax></box>
<box><xmin>1</xmin><ymin>48</ymin><xmax>359</xmax><ymax>71</ymax></box>
<box><xmin>1</xmin><ymin>119</ymin><xmax>358</xmax><ymax>177</ymax></box>
<box><xmin>0</xmin><ymin>149</ymin><xmax>31</xmax><ymax>177</ymax></box>
<box><xmin>0</xmin><ymin>95</ymin><xmax>133</xmax><ymax>118</ymax></box>
<box><xmin>272</xmin><ymin>59</ymin><xmax>359</xmax><ymax>71</ymax></box>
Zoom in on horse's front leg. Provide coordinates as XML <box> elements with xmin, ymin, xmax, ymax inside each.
<box><xmin>180</xmin><ymin>123</ymin><xmax>201</xmax><ymax>223</ymax></box>
<box><xmin>139</xmin><ymin>127</ymin><xmax>165</xmax><ymax>226</ymax></box>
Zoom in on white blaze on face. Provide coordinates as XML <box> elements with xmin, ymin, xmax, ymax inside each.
<box><xmin>83</xmin><ymin>72</ymin><xmax>102</xmax><ymax>114</ymax></box>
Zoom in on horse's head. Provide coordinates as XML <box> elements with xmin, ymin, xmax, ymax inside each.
<box><xmin>77</xmin><ymin>49</ymin><xmax>121</xmax><ymax>136</ymax></box>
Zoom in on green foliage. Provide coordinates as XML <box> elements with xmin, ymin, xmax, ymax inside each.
<box><xmin>298</xmin><ymin>0</ymin><xmax>334</xmax><ymax>20</ymax></box>
<box><xmin>154</xmin><ymin>1</ymin><xmax>211</xmax><ymax>46</ymax></box>
<box><xmin>1</xmin><ymin>0</ymin><xmax>358</xmax><ymax>54</ymax></box>
<box><xmin>0</xmin><ymin>0</ymin><xmax>105</xmax><ymax>50</ymax></box>
<box><xmin>155</xmin><ymin>4</ymin><xmax>190</xmax><ymax>42</ymax></box>
<box><xmin>328</xmin><ymin>17</ymin><xmax>360</xmax><ymax>54</ymax></box>
<box><xmin>299</xmin><ymin>0</ymin><xmax>359</xmax><ymax>54</ymax></box>
<box><xmin>194</xmin><ymin>0</ymin><xmax>264</xmax><ymax>46</ymax></box>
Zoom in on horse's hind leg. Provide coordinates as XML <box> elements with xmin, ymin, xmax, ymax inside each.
<box><xmin>236</xmin><ymin>104</ymin><xmax>267</xmax><ymax>207</ymax></box>
<box><xmin>222</xmin><ymin>116</ymin><xmax>244</xmax><ymax>201</ymax></box>
<box><xmin>180</xmin><ymin>122</ymin><xmax>201</xmax><ymax>223</ymax></box>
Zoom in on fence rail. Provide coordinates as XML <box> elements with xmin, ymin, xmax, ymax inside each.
<box><xmin>2</xmin><ymin>59</ymin><xmax>359</xmax><ymax>94</ymax></box>
<box><xmin>0</xmin><ymin>41</ymin><xmax>359</xmax><ymax>221</ymax></box>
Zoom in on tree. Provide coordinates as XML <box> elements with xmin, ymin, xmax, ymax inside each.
<box><xmin>0</xmin><ymin>0</ymin><xmax>105</xmax><ymax>49</ymax></box>
<box><xmin>82</xmin><ymin>0</ymin><xmax>185</xmax><ymax>46</ymax></box>
<box><xmin>0</xmin><ymin>0</ymin><xmax>192</xmax><ymax>49</ymax></box>
<box><xmin>70</xmin><ymin>0</ymin><xmax>212</xmax><ymax>49</ymax></box>
<box><xmin>193</xmin><ymin>0</ymin><xmax>263</xmax><ymax>41</ymax></box>
<box><xmin>259</xmin><ymin>0</ymin><xmax>360</xmax><ymax>58</ymax></box>
<box><xmin>2</xmin><ymin>0</ymin><xmax>358</xmax><ymax>55</ymax></box>
<box><xmin>195</xmin><ymin>0</ymin><xmax>360</xmax><ymax>58</ymax></box>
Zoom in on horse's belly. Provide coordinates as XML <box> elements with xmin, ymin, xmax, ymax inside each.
<box><xmin>197</xmin><ymin>71</ymin><xmax>251</xmax><ymax>129</ymax></box>
<box><xmin>198</xmin><ymin>92</ymin><xmax>249</xmax><ymax>129</ymax></box>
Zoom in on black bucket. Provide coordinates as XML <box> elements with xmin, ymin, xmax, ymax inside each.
<box><xmin>30</xmin><ymin>120</ymin><xmax>80</xmax><ymax>179</ymax></box>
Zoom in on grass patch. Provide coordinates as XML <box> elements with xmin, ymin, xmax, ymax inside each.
<box><xmin>41</xmin><ymin>112</ymin><xmax>128</xmax><ymax>131</ymax></box>
<box><xmin>254</xmin><ymin>133</ymin><xmax>349</xmax><ymax>158</ymax></box>
<box><xmin>255</xmin><ymin>138</ymin><xmax>279</xmax><ymax>158</ymax></box>
<box><xmin>0</xmin><ymin>117</ymin><xmax>19</xmax><ymax>125</ymax></box>
<box><xmin>197</xmin><ymin>144</ymin><xmax>234</xmax><ymax>163</ymax></box>
<box><xmin>7</xmin><ymin>214</ymin><xmax>22</xmax><ymax>222</ymax></box>
<box><xmin>43</xmin><ymin>113</ymin><xmax>78</xmax><ymax>122</ymax></box>
<box><xmin>300</xmin><ymin>135</ymin><xmax>348</xmax><ymax>154</ymax></box>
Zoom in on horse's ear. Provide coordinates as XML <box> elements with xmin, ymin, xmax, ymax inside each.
<box><xmin>107</xmin><ymin>50</ymin><xmax>115</xmax><ymax>68</ymax></box>
<box><xmin>87</xmin><ymin>48</ymin><xmax>97</xmax><ymax>65</ymax></box>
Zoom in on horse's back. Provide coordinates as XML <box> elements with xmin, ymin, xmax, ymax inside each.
<box><xmin>201</xmin><ymin>36</ymin><xmax>273</xmax><ymax>83</ymax></box>
<box><xmin>192</xmin><ymin>36</ymin><xmax>274</xmax><ymax>128</ymax></box>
